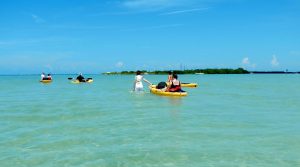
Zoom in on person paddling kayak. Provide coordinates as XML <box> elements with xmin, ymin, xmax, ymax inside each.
<box><xmin>76</xmin><ymin>73</ymin><xmax>85</xmax><ymax>82</ymax></box>
<box><xmin>167</xmin><ymin>71</ymin><xmax>173</xmax><ymax>83</ymax></box>
<box><xmin>166</xmin><ymin>74</ymin><xmax>183</xmax><ymax>92</ymax></box>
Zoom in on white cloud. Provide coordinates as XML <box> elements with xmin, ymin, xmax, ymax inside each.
<box><xmin>122</xmin><ymin>0</ymin><xmax>179</xmax><ymax>9</ymax></box>
<box><xmin>0</xmin><ymin>41</ymin><xmax>15</xmax><ymax>47</ymax></box>
<box><xmin>116</xmin><ymin>61</ymin><xmax>124</xmax><ymax>68</ymax></box>
<box><xmin>290</xmin><ymin>51</ymin><xmax>300</xmax><ymax>56</ymax></box>
<box><xmin>0</xmin><ymin>39</ymin><xmax>37</xmax><ymax>48</ymax></box>
<box><xmin>161</xmin><ymin>8</ymin><xmax>209</xmax><ymax>15</ymax></box>
<box><xmin>31</xmin><ymin>14</ymin><xmax>45</xmax><ymax>23</ymax></box>
<box><xmin>48</xmin><ymin>25</ymin><xmax>110</xmax><ymax>30</ymax></box>
<box><xmin>242</xmin><ymin>57</ymin><xmax>250</xmax><ymax>65</ymax></box>
<box><xmin>271</xmin><ymin>55</ymin><xmax>279</xmax><ymax>67</ymax></box>
<box><xmin>121</xmin><ymin>24</ymin><xmax>183</xmax><ymax>31</ymax></box>
<box><xmin>119</xmin><ymin>0</ymin><xmax>237</xmax><ymax>13</ymax></box>
<box><xmin>241</xmin><ymin>57</ymin><xmax>256</xmax><ymax>69</ymax></box>
<box><xmin>0</xmin><ymin>37</ymin><xmax>73</xmax><ymax>47</ymax></box>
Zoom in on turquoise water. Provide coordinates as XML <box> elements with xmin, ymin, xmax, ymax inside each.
<box><xmin>0</xmin><ymin>74</ymin><xmax>299</xmax><ymax>167</ymax></box>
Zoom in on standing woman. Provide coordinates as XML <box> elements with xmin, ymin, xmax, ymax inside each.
<box><xmin>133</xmin><ymin>71</ymin><xmax>152</xmax><ymax>92</ymax></box>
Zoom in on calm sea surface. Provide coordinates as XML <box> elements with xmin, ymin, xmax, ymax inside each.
<box><xmin>0</xmin><ymin>74</ymin><xmax>299</xmax><ymax>167</ymax></box>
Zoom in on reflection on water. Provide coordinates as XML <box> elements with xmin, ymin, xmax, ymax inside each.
<box><xmin>130</xmin><ymin>90</ymin><xmax>149</xmax><ymax>108</ymax></box>
<box><xmin>167</xmin><ymin>97</ymin><xmax>183</xmax><ymax>116</ymax></box>
<box><xmin>168</xmin><ymin>97</ymin><xmax>182</xmax><ymax>106</ymax></box>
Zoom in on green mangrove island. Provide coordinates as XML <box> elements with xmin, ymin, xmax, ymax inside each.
<box><xmin>103</xmin><ymin>68</ymin><xmax>250</xmax><ymax>75</ymax></box>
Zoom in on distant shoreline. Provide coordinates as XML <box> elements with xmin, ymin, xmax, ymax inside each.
<box><xmin>1</xmin><ymin>68</ymin><xmax>300</xmax><ymax>76</ymax></box>
<box><xmin>102</xmin><ymin>68</ymin><xmax>300</xmax><ymax>75</ymax></box>
<box><xmin>250</xmin><ymin>71</ymin><xmax>300</xmax><ymax>74</ymax></box>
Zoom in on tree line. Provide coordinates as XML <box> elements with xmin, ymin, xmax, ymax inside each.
<box><xmin>103</xmin><ymin>68</ymin><xmax>249</xmax><ymax>75</ymax></box>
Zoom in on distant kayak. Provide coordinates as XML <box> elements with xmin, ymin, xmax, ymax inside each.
<box><xmin>71</xmin><ymin>79</ymin><xmax>93</xmax><ymax>84</ymax></box>
<box><xmin>40</xmin><ymin>80</ymin><xmax>52</xmax><ymax>83</ymax></box>
<box><xmin>149</xmin><ymin>85</ymin><xmax>187</xmax><ymax>97</ymax></box>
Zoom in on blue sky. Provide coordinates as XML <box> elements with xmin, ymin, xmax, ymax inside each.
<box><xmin>0</xmin><ymin>0</ymin><xmax>300</xmax><ymax>74</ymax></box>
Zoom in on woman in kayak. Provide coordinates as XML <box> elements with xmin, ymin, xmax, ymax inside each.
<box><xmin>167</xmin><ymin>71</ymin><xmax>173</xmax><ymax>83</ymax></box>
<box><xmin>41</xmin><ymin>72</ymin><xmax>46</xmax><ymax>80</ymax></box>
<box><xmin>46</xmin><ymin>74</ymin><xmax>52</xmax><ymax>80</ymax></box>
<box><xmin>133</xmin><ymin>70</ymin><xmax>152</xmax><ymax>92</ymax></box>
<box><xmin>76</xmin><ymin>73</ymin><xmax>85</xmax><ymax>82</ymax></box>
<box><xmin>167</xmin><ymin>74</ymin><xmax>182</xmax><ymax>92</ymax></box>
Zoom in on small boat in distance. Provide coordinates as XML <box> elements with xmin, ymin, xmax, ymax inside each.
<box><xmin>40</xmin><ymin>80</ymin><xmax>52</xmax><ymax>83</ymax></box>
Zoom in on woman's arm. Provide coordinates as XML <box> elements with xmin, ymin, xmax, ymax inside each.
<box><xmin>143</xmin><ymin>78</ymin><xmax>152</xmax><ymax>85</ymax></box>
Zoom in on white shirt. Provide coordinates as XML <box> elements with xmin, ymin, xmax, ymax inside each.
<box><xmin>172</xmin><ymin>79</ymin><xmax>180</xmax><ymax>86</ymax></box>
<box><xmin>135</xmin><ymin>75</ymin><xmax>144</xmax><ymax>88</ymax></box>
<box><xmin>41</xmin><ymin>74</ymin><xmax>45</xmax><ymax>80</ymax></box>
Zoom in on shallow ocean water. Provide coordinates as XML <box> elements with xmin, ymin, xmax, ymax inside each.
<box><xmin>0</xmin><ymin>74</ymin><xmax>299</xmax><ymax>166</ymax></box>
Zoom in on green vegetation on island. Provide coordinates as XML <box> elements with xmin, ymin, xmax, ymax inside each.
<box><xmin>103</xmin><ymin>68</ymin><xmax>249</xmax><ymax>75</ymax></box>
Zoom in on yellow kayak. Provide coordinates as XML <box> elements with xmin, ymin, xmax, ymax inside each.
<box><xmin>149</xmin><ymin>85</ymin><xmax>187</xmax><ymax>97</ymax></box>
<box><xmin>40</xmin><ymin>80</ymin><xmax>52</xmax><ymax>83</ymax></box>
<box><xmin>71</xmin><ymin>79</ymin><xmax>93</xmax><ymax>84</ymax></box>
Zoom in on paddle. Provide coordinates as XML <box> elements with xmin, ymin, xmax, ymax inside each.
<box><xmin>68</xmin><ymin>77</ymin><xmax>73</xmax><ymax>80</ymax></box>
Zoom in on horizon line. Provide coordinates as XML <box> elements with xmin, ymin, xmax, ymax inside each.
<box><xmin>1</xmin><ymin>70</ymin><xmax>300</xmax><ymax>76</ymax></box>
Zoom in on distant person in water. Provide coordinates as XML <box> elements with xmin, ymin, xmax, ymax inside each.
<box><xmin>133</xmin><ymin>70</ymin><xmax>152</xmax><ymax>92</ymax></box>
<box><xmin>76</xmin><ymin>73</ymin><xmax>85</xmax><ymax>82</ymax></box>
<box><xmin>47</xmin><ymin>74</ymin><xmax>52</xmax><ymax>80</ymax></box>
<box><xmin>41</xmin><ymin>72</ymin><xmax>46</xmax><ymax>80</ymax></box>
<box><xmin>166</xmin><ymin>74</ymin><xmax>182</xmax><ymax>92</ymax></box>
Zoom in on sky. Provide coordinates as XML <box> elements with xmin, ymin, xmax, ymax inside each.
<box><xmin>0</xmin><ymin>0</ymin><xmax>300</xmax><ymax>74</ymax></box>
